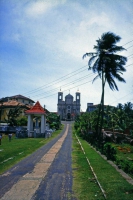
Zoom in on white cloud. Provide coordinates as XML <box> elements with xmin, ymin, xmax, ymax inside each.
<box><xmin>53</xmin><ymin>11</ymin><xmax>113</xmax><ymax>60</ymax></box>
<box><xmin>25</xmin><ymin>1</ymin><xmax>51</xmax><ymax>17</ymax></box>
<box><xmin>25</xmin><ymin>0</ymin><xmax>66</xmax><ymax>17</ymax></box>
<box><xmin>89</xmin><ymin>12</ymin><xmax>110</xmax><ymax>27</ymax></box>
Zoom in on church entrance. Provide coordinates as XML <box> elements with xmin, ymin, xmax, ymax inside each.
<box><xmin>67</xmin><ymin>113</ymin><xmax>71</xmax><ymax>121</ymax></box>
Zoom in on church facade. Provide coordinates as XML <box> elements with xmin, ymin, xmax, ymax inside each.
<box><xmin>57</xmin><ymin>91</ymin><xmax>81</xmax><ymax>120</ymax></box>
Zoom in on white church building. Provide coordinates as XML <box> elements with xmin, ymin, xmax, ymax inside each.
<box><xmin>57</xmin><ymin>90</ymin><xmax>81</xmax><ymax>121</ymax></box>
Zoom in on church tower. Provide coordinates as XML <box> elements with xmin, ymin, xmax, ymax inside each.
<box><xmin>75</xmin><ymin>90</ymin><xmax>81</xmax><ymax>115</ymax></box>
<box><xmin>76</xmin><ymin>91</ymin><xmax>80</xmax><ymax>104</ymax></box>
<box><xmin>57</xmin><ymin>90</ymin><xmax>63</xmax><ymax>117</ymax></box>
<box><xmin>58</xmin><ymin>91</ymin><xmax>63</xmax><ymax>102</ymax></box>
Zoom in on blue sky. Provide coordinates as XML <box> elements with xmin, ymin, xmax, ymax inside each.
<box><xmin>0</xmin><ymin>0</ymin><xmax>133</xmax><ymax>111</ymax></box>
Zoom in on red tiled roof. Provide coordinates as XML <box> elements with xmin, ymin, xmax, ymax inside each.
<box><xmin>3</xmin><ymin>100</ymin><xmax>23</xmax><ymax>106</ymax></box>
<box><xmin>0</xmin><ymin>100</ymin><xmax>32</xmax><ymax>109</ymax></box>
<box><xmin>25</xmin><ymin>101</ymin><xmax>45</xmax><ymax>114</ymax></box>
<box><xmin>10</xmin><ymin>94</ymin><xmax>35</xmax><ymax>102</ymax></box>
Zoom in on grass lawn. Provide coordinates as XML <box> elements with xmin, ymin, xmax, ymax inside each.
<box><xmin>72</xmin><ymin>131</ymin><xmax>133</xmax><ymax>200</ymax></box>
<box><xmin>0</xmin><ymin>127</ymin><xmax>63</xmax><ymax>174</ymax></box>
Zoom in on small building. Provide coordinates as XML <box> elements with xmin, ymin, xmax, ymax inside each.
<box><xmin>86</xmin><ymin>103</ymin><xmax>97</xmax><ymax>113</ymax></box>
<box><xmin>0</xmin><ymin>100</ymin><xmax>32</xmax><ymax>122</ymax></box>
<box><xmin>57</xmin><ymin>90</ymin><xmax>81</xmax><ymax>120</ymax></box>
<box><xmin>25</xmin><ymin>101</ymin><xmax>46</xmax><ymax>137</ymax></box>
<box><xmin>86</xmin><ymin>103</ymin><xmax>115</xmax><ymax>113</ymax></box>
<box><xmin>0</xmin><ymin>94</ymin><xmax>35</xmax><ymax>106</ymax></box>
<box><xmin>0</xmin><ymin>95</ymin><xmax>34</xmax><ymax>123</ymax></box>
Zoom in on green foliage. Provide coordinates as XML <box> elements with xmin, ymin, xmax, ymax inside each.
<box><xmin>46</xmin><ymin>113</ymin><xmax>61</xmax><ymax>130</ymax></box>
<box><xmin>115</xmin><ymin>157</ymin><xmax>133</xmax><ymax>175</ymax></box>
<box><xmin>16</xmin><ymin>116</ymin><xmax>28</xmax><ymax>126</ymax></box>
<box><xmin>5</xmin><ymin>105</ymin><xmax>22</xmax><ymax>126</ymax></box>
<box><xmin>130</xmin><ymin>130</ymin><xmax>133</xmax><ymax>139</ymax></box>
<box><xmin>103</xmin><ymin>143</ymin><xmax>117</xmax><ymax>161</ymax></box>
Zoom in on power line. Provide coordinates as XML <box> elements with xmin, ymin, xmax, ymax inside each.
<box><xmin>29</xmin><ymin>62</ymin><xmax>132</xmax><ymax>99</ymax></box>
<box><xmin>28</xmin><ymin>61</ymin><xmax>133</xmax><ymax>98</ymax></box>
<box><xmin>27</xmin><ymin>68</ymin><xmax>88</xmax><ymax>96</ymax></box>
<box><xmin>23</xmin><ymin>39</ymin><xmax>133</xmax><ymax>97</ymax></box>
<box><xmin>26</xmin><ymin>59</ymin><xmax>130</xmax><ymax>97</ymax></box>
<box><xmin>128</xmin><ymin>57</ymin><xmax>133</xmax><ymax>60</ymax></box>
<box><xmin>24</xmin><ymin>65</ymin><xmax>88</xmax><ymax>95</ymax></box>
<box><xmin>126</xmin><ymin>63</ymin><xmax>133</xmax><ymax>67</ymax></box>
<box><xmin>122</xmin><ymin>39</ymin><xmax>133</xmax><ymax>46</ymax></box>
<box><xmin>127</xmin><ymin>53</ymin><xmax>133</xmax><ymax>57</ymax></box>
<box><xmin>36</xmin><ymin>79</ymin><xmax>93</xmax><ymax>100</ymax></box>
<box><xmin>33</xmin><ymin>61</ymin><xmax>133</xmax><ymax>101</ymax></box>
<box><xmin>32</xmin><ymin>73</ymin><xmax>94</xmax><ymax>98</ymax></box>
<box><xmin>111</xmin><ymin>92</ymin><xmax>133</xmax><ymax>104</ymax></box>
<box><xmin>126</xmin><ymin>44</ymin><xmax>133</xmax><ymax>49</ymax></box>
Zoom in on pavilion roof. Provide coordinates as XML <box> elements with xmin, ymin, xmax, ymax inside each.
<box><xmin>25</xmin><ymin>101</ymin><xmax>45</xmax><ymax>115</ymax></box>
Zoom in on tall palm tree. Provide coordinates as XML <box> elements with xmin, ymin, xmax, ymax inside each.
<box><xmin>83</xmin><ymin>32</ymin><xmax>127</xmax><ymax>141</ymax></box>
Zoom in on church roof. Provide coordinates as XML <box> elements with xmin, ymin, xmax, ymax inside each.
<box><xmin>25</xmin><ymin>101</ymin><xmax>45</xmax><ymax>115</ymax></box>
<box><xmin>65</xmin><ymin>94</ymin><xmax>73</xmax><ymax>98</ymax></box>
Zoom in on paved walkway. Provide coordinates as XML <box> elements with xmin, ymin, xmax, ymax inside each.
<box><xmin>0</xmin><ymin>122</ymin><xmax>75</xmax><ymax>200</ymax></box>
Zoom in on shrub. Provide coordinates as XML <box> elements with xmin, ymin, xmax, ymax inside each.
<box><xmin>115</xmin><ymin>157</ymin><xmax>133</xmax><ymax>175</ymax></box>
<box><xmin>17</xmin><ymin>116</ymin><xmax>27</xmax><ymax>126</ymax></box>
<box><xmin>104</xmin><ymin>143</ymin><xmax>117</xmax><ymax>161</ymax></box>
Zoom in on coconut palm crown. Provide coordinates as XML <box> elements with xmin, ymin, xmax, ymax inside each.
<box><xmin>83</xmin><ymin>32</ymin><xmax>127</xmax><ymax>91</ymax></box>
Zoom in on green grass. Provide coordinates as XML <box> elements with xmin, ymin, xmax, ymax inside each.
<box><xmin>72</xmin><ymin>132</ymin><xmax>105</xmax><ymax>200</ymax></box>
<box><xmin>72</xmin><ymin>130</ymin><xmax>133</xmax><ymax>200</ymax></box>
<box><xmin>0</xmin><ymin>126</ymin><xmax>63</xmax><ymax>174</ymax></box>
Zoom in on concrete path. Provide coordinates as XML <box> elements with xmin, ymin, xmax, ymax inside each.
<box><xmin>0</xmin><ymin>122</ymin><xmax>75</xmax><ymax>200</ymax></box>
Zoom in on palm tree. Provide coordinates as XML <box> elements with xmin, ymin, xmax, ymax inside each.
<box><xmin>83</xmin><ymin>32</ymin><xmax>127</xmax><ymax>142</ymax></box>
<box><xmin>123</xmin><ymin>102</ymin><xmax>133</xmax><ymax>115</ymax></box>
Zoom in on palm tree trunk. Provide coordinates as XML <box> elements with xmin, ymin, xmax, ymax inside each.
<box><xmin>96</xmin><ymin>92</ymin><xmax>103</xmax><ymax>135</ymax></box>
<box><xmin>96</xmin><ymin>80</ymin><xmax>105</xmax><ymax>147</ymax></box>
<box><xmin>101</xmin><ymin>73</ymin><xmax>105</xmax><ymax>132</ymax></box>
<box><xmin>100</xmin><ymin>72</ymin><xmax>106</xmax><ymax>151</ymax></box>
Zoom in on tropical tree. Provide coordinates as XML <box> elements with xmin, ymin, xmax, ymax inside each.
<box><xmin>83</xmin><ymin>32</ymin><xmax>127</xmax><ymax>142</ymax></box>
<box><xmin>17</xmin><ymin>116</ymin><xmax>28</xmax><ymax>126</ymax></box>
<box><xmin>0</xmin><ymin>102</ymin><xmax>4</xmax><ymax>122</ymax></box>
<box><xmin>46</xmin><ymin>113</ymin><xmax>61</xmax><ymax>130</ymax></box>
<box><xmin>5</xmin><ymin>105</ymin><xmax>22</xmax><ymax>126</ymax></box>
<box><xmin>123</xmin><ymin>102</ymin><xmax>133</xmax><ymax>115</ymax></box>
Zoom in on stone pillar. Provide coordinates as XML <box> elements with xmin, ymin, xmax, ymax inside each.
<box><xmin>30</xmin><ymin>116</ymin><xmax>33</xmax><ymax>131</ymax></box>
<box><xmin>41</xmin><ymin>115</ymin><xmax>45</xmax><ymax>134</ymax></box>
<box><xmin>36</xmin><ymin>118</ymin><xmax>39</xmax><ymax>128</ymax></box>
<box><xmin>27</xmin><ymin>115</ymin><xmax>33</xmax><ymax>137</ymax></box>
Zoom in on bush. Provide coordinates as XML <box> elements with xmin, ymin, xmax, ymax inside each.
<box><xmin>115</xmin><ymin>157</ymin><xmax>133</xmax><ymax>175</ymax></box>
<box><xmin>17</xmin><ymin>116</ymin><xmax>27</xmax><ymax>126</ymax></box>
<box><xmin>104</xmin><ymin>143</ymin><xmax>117</xmax><ymax>161</ymax></box>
